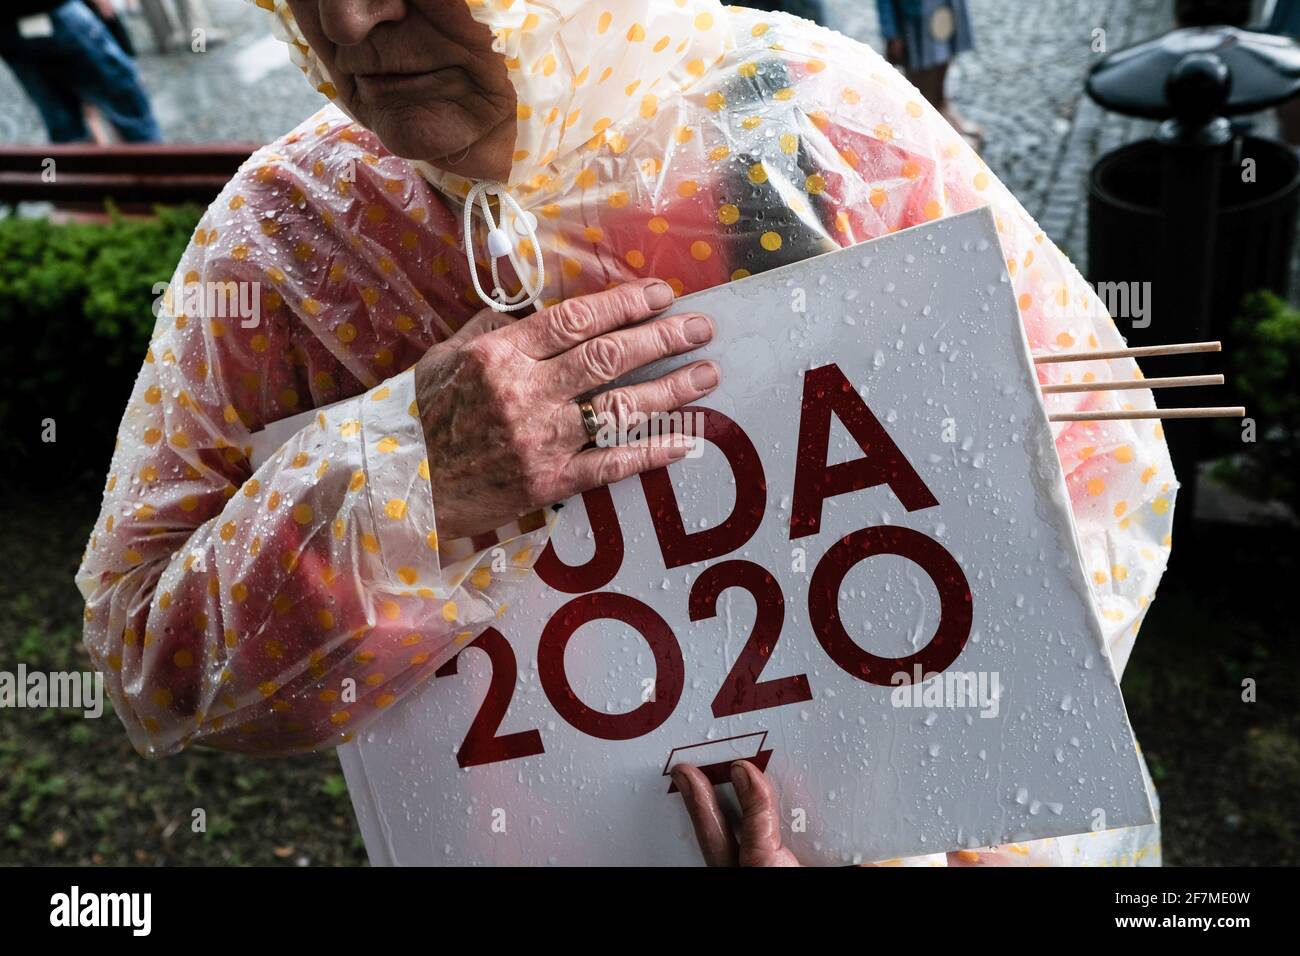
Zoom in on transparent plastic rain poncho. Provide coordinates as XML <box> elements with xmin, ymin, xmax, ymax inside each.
<box><xmin>78</xmin><ymin>0</ymin><xmax>1170</xmax><ymax>866</ymax></box>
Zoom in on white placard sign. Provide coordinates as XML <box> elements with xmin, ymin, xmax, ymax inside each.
<box><xmin>332</xmin><ymin>208</ymin><xmax>1152</xmax><ymax>866</ymax></box>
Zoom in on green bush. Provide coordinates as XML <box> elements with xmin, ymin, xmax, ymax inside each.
<box><xmin>0</xmin><ymin>206</ymin><xmax>201</xmax><ymax>492</ymax></box>
<box><xmin>1215</xmin><ymin>291</ymin><xmax>1300</xmax><ymax>516</ymax></box>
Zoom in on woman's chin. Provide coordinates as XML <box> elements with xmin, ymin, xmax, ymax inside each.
<box><xmin>360</xmin><ymin>103</ymin><xmax>472</xmax><ymax>162</ymax></box>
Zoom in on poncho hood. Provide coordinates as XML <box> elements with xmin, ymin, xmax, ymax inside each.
<box><xmin>86</xmin><ymin>2</ymin><xmax>1169</xmax><ymax>869</ymax></box>
<box><xmin>254</xmin><ymin>0</ymin><xmax>734</xmax><ymax>195</ymax></box>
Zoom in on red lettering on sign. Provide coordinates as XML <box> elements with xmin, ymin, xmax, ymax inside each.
<box><xmin>790</xmin><ymin>364</ymin><xmax>938</xmax><ymax>539</ymax></box>
<box><xmin>640</xmin><ymin>406</ymin><xmax>766</xmax><ymax>568</ymax></box>
<box><xmin>808</xmin><ymin>526</ymin><xmax>973</xmax><ymax>685</ymax></box>
<box><xmin>434</xmin><ymin>628</ymin><xmax>545</xmax><ymax>768</ymax></box>
<box><xmin>535</xmin><ymin>486</ymin><xmax>623</xmax><ymax>592</ymax></box>
<box><xmin>689</xmin><ymin>560</ymin><xmax>812</xmax><ymax>717</ymax></box>
<box><xmin>538</xmin><ymin>593</ymin><xmax>685</xmax><ymax>740</ymax></box>
<box><xmin>436</xmin><ymin>369</ymin><xmax>980</xmax><ymax>769</ymax></box>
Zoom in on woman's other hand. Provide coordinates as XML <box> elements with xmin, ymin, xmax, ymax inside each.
<box><xmin>413</xmin><ymin>278</ymin><xmax>719</xmax><ymax>541</ymax></box>
<box><xmin>672</xmin><ymin>760</ymin><xmax>803</xmax><ymax>867</ymax></box>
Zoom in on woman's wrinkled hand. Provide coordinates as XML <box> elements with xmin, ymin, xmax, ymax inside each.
<box><xmin>413</xmin><ymin>278</ymin><xmax>719</xmax><ymax>542</ymax></box>
<box><xmin>671</xmin><ymin>760</ymin><xmax>803</xmax><ymax>867</ymax></box>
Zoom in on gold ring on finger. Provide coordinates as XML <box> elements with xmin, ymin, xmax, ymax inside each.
<box><xmin>577</xmin><ymin>399</ymin><xmax>601</xmax><ymax>442</ymax></box>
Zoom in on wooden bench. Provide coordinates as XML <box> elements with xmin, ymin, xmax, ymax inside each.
<box><xmin>0</xmin><ymin>143</ymin><xmax>259</xmax><ymax>208</ymax></box>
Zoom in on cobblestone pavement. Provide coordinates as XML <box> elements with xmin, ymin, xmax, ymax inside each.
<box><xmin>0</xmin><ymin>1</ymin><xmax>322</xmax><ymax>148</ymax></box>
<box><xmin>0</xmin><ymin>0</ymin><xmax>1188</xmax><ymax>269</ymax></box>
<box><xmin>831</xmin><ymin>0</ymin><xmax>1171</xmax><ymax>265</ymax></box>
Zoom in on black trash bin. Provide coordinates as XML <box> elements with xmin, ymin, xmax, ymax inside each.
<box><xmin>1088</xmin><ymin>135</ymin><xmax>1300</xmax><ymax>350</ymax></box>
<box><xmin>1085</xmin><ymin>25</ymin><xmax>1300</xmax><ymax>528</ymax></box>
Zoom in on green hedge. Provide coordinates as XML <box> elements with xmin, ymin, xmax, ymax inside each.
<box><xmin>1215</xmin><ymin>291</ymin><xmax>1300</xmax><ymax>518</ymax></box>
<box><xmin>0</xmin><ymin>206</ymin><xmax>202</xmax><ymax>493</ymax></box>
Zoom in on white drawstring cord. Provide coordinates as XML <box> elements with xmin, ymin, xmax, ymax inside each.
<box><xmin>463</xmin><ymin>180</ymin><xmax>545</xmax><ymax>312</ymax></box>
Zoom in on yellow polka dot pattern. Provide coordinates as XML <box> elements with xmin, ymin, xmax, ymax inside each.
<box><xmin>76</xmin><ymin>109</ymin><xmax>557</xmax><ymax>756</ymax></box>
<box><xmin>97</xmin><ymin>5</ymin><xmax>1171</xmax><ymax>869</ymax></box>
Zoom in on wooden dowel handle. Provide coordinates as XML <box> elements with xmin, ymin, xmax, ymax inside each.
<box><xmin>1041</xmin><ymin>374</ymin><xmax>1224</xmax><ymax>394</ymax></box>
<box><xmin>1033</xmin><ymin>340</ymin><xmax>1221</xmax><ymax>364</ymax></box>
<box><xmin>1049</xmin><ymin>406</ymin><xmax>1245</xmax><ymax>422</ymax></box>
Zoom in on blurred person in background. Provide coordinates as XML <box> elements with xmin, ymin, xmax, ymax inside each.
<box><xmin>87</xmin><ymin>0</ymin><xmax>137</xmax><ymax>56</ymax></box>
<box><xmin>137</xmin><ymin>0</ymin><xmax>227</xmax><ymax>53</ymax></box>
<box><xmin>173</xmin><ymin>0</ymin><xmax>228</xmax><ymax>48</ymax></box>
<box><xmin>137</xmin><ymin>0</ymin><xmax>176</xmax><ymax>50</ymax></box>
<box><xmin>877</xmin><ymin>0</ymin><xmax>982</xmax><ymax>149</ymax></box>
<box><xmin>84</xmin><ymin>0</ymin><xmax>138</xmax><ymax>144</ymax></box>
<box><xmin>0</xmin><ymin>0</ymin><xmax>161</xmax><ymax>143</ymax></box>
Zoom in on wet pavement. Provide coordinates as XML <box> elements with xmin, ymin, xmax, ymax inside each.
<box><xmin>0</xmin><ymin>0</ymin><xmax>320</xmax><ymax>148</ymax></box>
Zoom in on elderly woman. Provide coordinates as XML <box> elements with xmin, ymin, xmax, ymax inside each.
<box><xmin>78</xmin><ymin>0</ymin><xmax>1172</xmax><ymax>866</ymax></box>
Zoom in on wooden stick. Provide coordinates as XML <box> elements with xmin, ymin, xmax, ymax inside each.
<box><xmin>1049</xmin><ymin>406</ymin><xmax>1244</xmax><ymax>422</ymax></box>
<box><xmin>1033</xmin><ymin>341</ymin><xmax>1221</xmax><ymax>364</ymax></box>
<box><xmin>1041</xmin><ymin>374</ymin><xmax>1223</xmax><ymax>394</ymax></box>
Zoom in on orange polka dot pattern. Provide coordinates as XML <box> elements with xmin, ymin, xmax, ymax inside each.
<box><xmin>78</xmin><ymin>0</ymin><xmax>1171</xmax><ymax>865</ymax></box>
<box><xmin>257</xmin><ymin>0</ymin><xmax>1172</xmax><ymax>679</ymax></box>
<box><xmin>77</xmin><ymin>109</ymin><xmax>558</xmax><ymax>756</ymax></box>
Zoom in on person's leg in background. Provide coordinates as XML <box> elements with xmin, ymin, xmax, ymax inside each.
<box><xmin>137</xmin><ymin>0</ymin><xmax>178</xmax><ymax>52</ymax></box>
<box><xmin>53</xmin><ymin>1</ymin><xmax>162</xmax><ymax>142</ymax></box>
<box><xmin>908</xmin><ymin>62</ymin><xmax>946</xmax><ymax>113</ymax></box>
<box><xmin>170</xmin><ymin>0</ymin><xmax>227</xmax><ymax>49</ymax></box>
<box><xmin>0</xmin><ymin>40</ymin><xmax>92</xmax><ymax>142</ymax></box>
<box><xmin>86</xmin><ymin>0</ymin><xmax>137</xmax><ymax>57</ymax></box>
<box><xmin>879</xmin><ymin>0</ymin><xmax>982</xmax><ymax>150</ymax></box>
<box><xmin>0</xmin><ymin>3</ymin><xmax>160</xmax><ymax>143</ymax></box>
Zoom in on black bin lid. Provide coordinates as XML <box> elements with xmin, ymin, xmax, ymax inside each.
<box><xmin>1087</xmin><ymin>26</ymin><xmax>1300</xmax><ymax>119</ymax></box>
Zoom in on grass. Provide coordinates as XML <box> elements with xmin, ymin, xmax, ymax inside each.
<box><xmin>1122</xmin><ymin>521</ymin><xmax>1300</xmax><ymax>865</ymax></box>
<box><xmin>0</xmin><ymin>491</ymin><xmax>1294</xmax><ymax>865</ymax></box>
<box><xmin>0</xmin><ymin>493</ymin><xmax>366</xmax><ymax>866</ymax></box>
